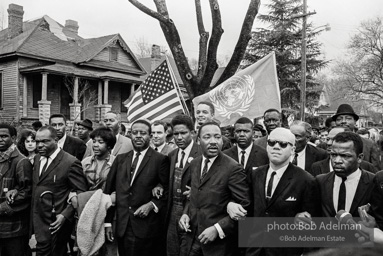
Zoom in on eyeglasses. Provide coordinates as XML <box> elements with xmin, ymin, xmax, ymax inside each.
<box><xmin>267</xmin><ymin>139</ymin><xmax>293</xmax><ymax>148</ymax></box>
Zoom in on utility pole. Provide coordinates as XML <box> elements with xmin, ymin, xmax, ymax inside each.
<box><xmin>300</xmin><ymin>0</ymin><xmax>308</xmax><ymax>121</ymax></box>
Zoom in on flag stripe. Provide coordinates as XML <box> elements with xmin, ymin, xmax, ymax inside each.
<box><xmin>133</xmin><ymin>101</ymin><xmax>183</xmax><ymax>121</ymax></box>
<box><xmin>129</xmin><ymin>96</ymin><xmax>181</xmax><ymax>121</ymax></box>
<box><xmin>128</xmin><ymin>90</ymin><xmax>179</xmax><ymax>119</ymax></box>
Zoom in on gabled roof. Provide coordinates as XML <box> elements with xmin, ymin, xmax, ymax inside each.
<box><xmin>0</xmin><ymin>15</ymin><xmax>146</xmax><ymax>76</ymax></box>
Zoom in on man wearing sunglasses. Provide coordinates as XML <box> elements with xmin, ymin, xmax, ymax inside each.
<box><xmin>245</xmin><ymin>127</ymin><xmax>320</xmax><ymax>256</ymax></box>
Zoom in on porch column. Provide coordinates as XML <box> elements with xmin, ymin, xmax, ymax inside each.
<box><xmin>69</xmin><ymin>76</ymin><xmax>81</xmax><ymax>121</ymax></box>
<box><xmin>38</xmin><ymin>72</ymin><xmax>51</xmax><ymax>125</ymax></box>
<box><xmin>22</xmin><ymin>76</ymin><xmax>27</xmax><ymax>117</ymax></box>
<box><xmin>95</xmin><ymin>81</ymin><xmax>103</xmax><ymax>121</ymax></box>
<box><xmin>100</xmin><ymin>79</ymin><xmax>112</xmax><ymax>120</ymax></box>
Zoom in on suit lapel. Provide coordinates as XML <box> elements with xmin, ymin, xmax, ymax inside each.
<box><xmin>38</xmin><ymin>150</ymin><xmax>64</xmax><ymax>183</ymax></box>
<box><xmin>257</xmin><ymin>165</ymin><xmax>268</xmax><ymax>208</ymax></box>
<box><xmin>246</xmin><ymin>143</ymin><xmax>257</xmax><ymax>170</ymax></box>
<box><xmin>305</xmin><ymin>145</ymin><xmax>314</xmax><ymax>171</ymax></box>
<box><xmin>181</xmin><ymin>142</ymin><xmax>200</xmax><ymax>177</ymax></box>
<box><xmin>267</xmin><ymin>164</ymin><xmax>294</xmax><ymax>207</ymax></box>
<box><xmin>34</xmin><ymin>155</ymin><xmax>41</xmax><ymax>182</ymax></box>
<box><xmin>112</xmin><ymin>136</ymin><xmax>122</xmax><ymax>156</ymax></box>
<box><xmin>131</xmin><ymin>148</ymin><xmax>152</xmax><ymax>185</ymax></box>
<box><xmin>169</xmin><ymin>149</ymin><xmax>179</xmax><ymax>181</ymax></box>
<box><xmin>349</xmin><ymin>171</ymin><xmax>370</xmax><ymax>215</ymax></box>
<box><xmin>325</xmin><ymin>172</ymin><xmax>336</xmax><ymax>215</ymax></box>
<box><xmin>62</xmin><ymin>136</ymin><xmax>70</xmax><ymax>152</ymax></box>
<box><xmin>125</xmin><ymin>151</ymin><xmax>134</xmax><ymax>185</ymax></box>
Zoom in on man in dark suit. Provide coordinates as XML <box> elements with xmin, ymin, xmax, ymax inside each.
<box><xmin>289</xmin><ymin>120</ymin><xmax>328</xmax><ymax>174</ymax></box>
<box><xmin>104</xmin><ymin>119</ymin><xmax>170</xmax><ymax>256</ymax></box>
<box><xmin>253</xmin><ymin>108</ymin><xmax>282</xmax><ymax>149</ymax></box>
<box><xmin>49</xmin><ymin>114</ymin><xmax>86</xmax><ymax>160</ymax></box>
<box><xmin>165</xmin><ymin>115</ymin><xmax>202</xmax><ymax>256</ymax></box>
<box><xmin>31</xmin><ymin>126</ymin><xmax>88</xmax><ymax>256</ymax></box>
<box><xmin>246</xmin><ymin>127</ymin><xmax>320</xmax><ymax>256</ymax></box>
<box><xmin>316</xmin><ymin>132</ymin><xmax>375</xmax><ymax>218</ymax></box>
<box><xmin>332</xmin><ymin>103</ymin><xmax>380</xmax><ymax>169</ymax></box>
<box><xmin>311</xmin><ymin>126</ymin><xmax>376</xmax><ymax>176</ymax></box>
<box><xmin>179</xmin><ymin>122</ymin><xmax>250</xmax><ymax>256</ymax></box>
<box><xmin>224</xmin><ymin>117</ymin><xmax>268</xmax><ymax>175</ymax></box>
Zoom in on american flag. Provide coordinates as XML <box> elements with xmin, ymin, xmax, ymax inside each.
<box><xmin>126</xmin><ymin>60</ymin><xmax>185</xmax><ymax>122</ymax></box>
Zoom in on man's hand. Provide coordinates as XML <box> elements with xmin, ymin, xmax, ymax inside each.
<box><xmin>5</xmin><ymin>189</ymin><xmax>18</xmax><ymax>205</ymax></box>
<box><xmin>183</xmin><ymin>185</ymin><xmax>191</xmax><ymax>198</ymax></box>
<box><xmin>179</xmin><ymin>214</ymin><xmax>191</xmax><ymax>232</ymax></box>
<box><xmin>133</xmin><ymin>202</ymin><xmax>154</xmax><ymax>218</ymax></box>
<box><xmin>227</xmin><ymin>202</ymin><xmax>247</xmax><ymax>220</ymax></box>
<box><xmin>109</xmin><ymin>192</ymin><xmax>116</xmax><ymax>206</ymax></box>
<box><xmin>50</xmin><ymin>214</ymin><xmax>65</xmax><ymax>234</ymax></box>
<box><xmin>294</xmin><ymin>211</ymin><xmax>312</xmax><ymax>225</ymax></box>
<box><xmin>152</xmin><ymin>186</ymin><xmax>163</xmax><ymax>199</ymax></box>
<box><xmin>198</xmin><ymin>226</ymin><xmax>218</xmax><ymax>244</ymax></box>
<box><xmin>105</xmin><ymin>226</ymin><xmax>114</xmax><ymax>242</ymax></box>
<box><xmin>70</xmin><ymin>195</ymin><xmax>78</xmax><ymax>209</ymax></box>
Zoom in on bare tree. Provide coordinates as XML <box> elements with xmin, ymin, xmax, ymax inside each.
<box><xmin>128</xmin><ymin>0</ymin><xmax>261</xmax><ymax>99</ymax></box>
<box><xmin>333</xmin><ymin>16</ymin><xmax>383</xmax><ymax>107</ymax></box>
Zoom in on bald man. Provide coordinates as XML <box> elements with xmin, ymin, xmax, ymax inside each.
<box><xmin>245</xmin><ymin>128</ymin><xmax>320</xmax><ymax>256</ymax></box>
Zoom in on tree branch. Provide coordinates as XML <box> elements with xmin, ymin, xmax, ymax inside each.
<box><xmin>215</xmin><ymin>0</ymin><xmax>261</xmax><ymax>86</ymax></box>
<box><xmin>195</xmin><ymin>0</ymin><xmax>209</xmax><ymax>83</ymax></box>
<box><xmin>128</xmin><ymin>0</ymin><xmax>169</xmax><ymax>23</ymax></box>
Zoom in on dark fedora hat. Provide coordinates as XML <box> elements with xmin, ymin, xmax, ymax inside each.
<box><xmin>77</xmin><ymin>119</ymin><xmax>93</xmax><ymax>130</ymax></box>
<box><xmin>332</xmin><ymin>104</ymin><xmax>359</xmax><ymax>121</ymax></box>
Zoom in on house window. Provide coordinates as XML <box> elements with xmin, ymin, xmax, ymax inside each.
<box><xmin>32</xmin><ymin>75</ymin><xmax>42</xmax><ymax>108</ymax></box>
<box><xmin>109</xmin><ymin>47</ymin><xmax>118</xmax><ymax>61</ymax></box>
<box><xmin>0</xmin><ymin>72</ymin><xmax>3</xmax><ymax>108</ymax></box>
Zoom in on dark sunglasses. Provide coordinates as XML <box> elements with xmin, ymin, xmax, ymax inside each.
<box><xmin>267</xmin><ymin>139</ymin><xmax>293</xmax><ymax>148</ymax></box>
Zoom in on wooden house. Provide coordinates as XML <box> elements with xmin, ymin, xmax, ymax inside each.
<box><xmin>0</xmin><ymin>4</ymin><xmax>146</xmax><ymax>125</ymax></box>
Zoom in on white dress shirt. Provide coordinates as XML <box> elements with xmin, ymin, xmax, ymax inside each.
<box><xmin>237</xmin><ymin>143</ymin><xmax>253</xmax><ymax>167</ymax></box>
<box><xmin>265</xmin><ymin>164</ymin><xmax>289</xmax><ymax>197</ymax></box>
<box><xmin>57</xmin><ymin>133</ymin><xmax>67</xmax><ymax>149</ymax></box>
<box><xmin>291</xmin><ymin>146</ymin><xmax>306</xmax><ymax>170</ymax></box>
<box><xmin>39</xmin><ymin>147</ymin><xmax>61</xmax><ymax>176</ymax></box>
<box><xmin>176</xmin><ymin>140</ymin><xmax>194</xmax><ymax>168</ymax></box>
<box><xmin>153</xmin><ymin>143</ymin><xmax>166</xmax><ymax>153</ymax></box>
<box><xmin>130</xmin><ymin>147</ymin><xmax>149</xmax><ymax>185</ymax></box>
<box><xmin>333</xmin><ymin>169</ymin><xmax>362</xmax><ymax>212</ymax></box>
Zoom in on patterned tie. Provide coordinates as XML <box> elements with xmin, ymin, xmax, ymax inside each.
<box><xmin>40</xmin><ymin>157</ymin><xmax>49</xmax><ymax>176</ymax></box>
<box><xmin>292</xmin><ymin>153</ymin><xmax>298</xmax><ymax>165</ymax></box>
<box><xmin>130</xmin><ymin>152</ymin><xmax>141</xmax><ymax>177</ymax></box>
<box><xmin>338</xmin><ymin>177</ymin><xmax>347</xmax><ymax>211</ymax></box>
<box><xmin>179</xmin><ymin>151</ymin><xmax>186</xmax><ymax>169</ymax></box>
<box><xmin>266</xmin><ymin>171</ymin><xmax>277</xmax><ymax>202</ymax></box>
<box><xmin>241</xmin><ymin>150</ymin><xmax>246</xmax><ymax>167</ymax></box>
<box><xmin>200</xmin><ymin>158</ymin><xmax>210</xmax><ymax>181</ymax></box>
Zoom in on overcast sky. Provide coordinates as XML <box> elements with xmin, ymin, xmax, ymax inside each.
<box><xmin>1</xmin><ymin>0</ymin><xmax>382</xmax><ymax>73</ymax></box>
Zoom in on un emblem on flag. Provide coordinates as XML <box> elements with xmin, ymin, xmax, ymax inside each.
<box><xmin>209</xmin><ymin>75</ymin><xmax>255</xmax><ymax>119</ymax></box>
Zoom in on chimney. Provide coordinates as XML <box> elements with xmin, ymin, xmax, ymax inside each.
<box><xmin>64</xmin><ymin>19</ymin><xmax>79</xmax><ymax>34</ymax></box>
<box><xmin>7</xmin><ymin>4</ymin><xmax>24</xmax><ymax>39</ymax></box>
<box><xmin>151</xmin><ymin>44</ymin><xmax>162</xmax><ymax>71</ymax></box>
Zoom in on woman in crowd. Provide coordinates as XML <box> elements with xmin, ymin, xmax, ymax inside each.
<box><xmin>16</xmin><ymin>129</ymin><xmax>37</xmax><ymax>164</ymax></box>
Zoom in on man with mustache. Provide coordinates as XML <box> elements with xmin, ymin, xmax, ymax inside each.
<box><xmin>253</xmin><ymin>108</ymin><xmax>282</xmax><ymax>149</ymax></box>
<box><xmin>104</xmin><ymin>119</ymin><xmax>170</xmax><ymax>256</ymax></box>
<box><xmin>315</xmin><ymin>132</ymin><xmax>375</xmax><ymax>218</ymax></box>
<box><xmin>179</xmin><ymin>121</ymin><xmax>249</xmax><ymax>256</ymax></box>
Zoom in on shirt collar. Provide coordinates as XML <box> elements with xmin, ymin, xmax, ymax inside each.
<box><xmin>335</xmin><ymin>168</ymin><xmax>362</xmax><ymax>181</ymax></box>
<box><xmin>58</xmin><ymin>133</ymin><xmax>67</xmax><ymax>146</ymax></box>
<box><xmin>202</xmin><ymin>154</ymin><xmax>218</xmax><ymax>166</ymax></box>
<box><xmin>181</xmin><ymin>140</ymin><xmax>194</xmax><ymax>157</ymax></box>
<box><xmin>268</xmin><ymin>163</ymin><xmax>289</xmax><ymax>179</ymax></box>
<box><xmin>156</xmin><ymin>143</ymin><xmax>166</xmax><ymax>152</ymax></box>
<box><xmin>296</xmin><ymin>145</ymin><xmax>307</xmax><ymax>156</ymax></box>
<box><xmin>237</xmin><ymin>143</ymin><xmax>253</xmax><ymax>155</ymax></box>
<box><xmin>133</xmin><ymin>146</ymin><xmax>149</xmax><ymax>157</ymax></box>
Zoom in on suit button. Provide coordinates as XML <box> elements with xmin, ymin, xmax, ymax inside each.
<box><xmin>129</xmin><ymin>206</ymin><xmax>132</xmax><ymax>209</ymax></box>
<box><xmin>198</xmin><ymin>189</ymin><xmax>202</xmax><ymax>191</ymax></box>
<box><xmin>129</xmin><ymin>193</ymin><xmax>132</xmax><ymax>196</ymax></box>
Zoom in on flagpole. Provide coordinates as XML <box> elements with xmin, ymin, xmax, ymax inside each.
<box><xmin>165</xmin><ymin>55</ymin><xmax>190</xmax><ymax>116</ymax></box>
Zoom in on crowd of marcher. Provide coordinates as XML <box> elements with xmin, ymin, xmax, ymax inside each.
<box><xmin>1</xmin><ymin>102</ymin><xmax>383</xmax><ymax>256</ymax></box>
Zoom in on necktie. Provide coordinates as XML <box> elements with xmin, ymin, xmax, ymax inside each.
<box><xmin>130</xmin><ymin>152</ymin><xmax>141</xmax><ymax>177</ymax></box>
<box><xmin>241</xmin><ymin>150</ymin><xmax>246</xmax><ymax>167</ymax></box>
<box><xmin>179</xmin><ymin>151</ymin><xmax>185</xmax><ymax>169</ymax></box>
<box><xmin>200</xmin><ymin>158</ymin><xmax>210</xmax><ymax>181</ymax></box>
<box><xmin>338</xmin><ymin>176</ymin><xmax>347</xmax><ymax>211</ymax></box>
<box><xmin>266</xmin><ymin>171</ymin><xmax>277</xmax><ymax>202</ymax></box>
<box><xmin>40</xmin><ymin>157</ymin><xmax>49</xmax><ymax>176</ymax></box>
<box><xmin>155</xmin><ymin>147</ymin><xmax>158</xmax><ymax>151</ymax></box>
<box><xmin>292</xmin><ymin>153</ymin><xmax>298</xmax><ymax>165</ymax></box>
